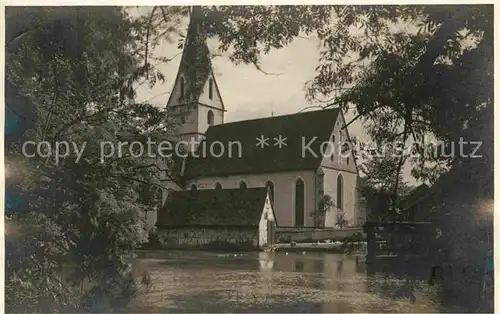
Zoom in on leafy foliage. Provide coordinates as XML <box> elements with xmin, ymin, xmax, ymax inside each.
<box><xmin>304</xmin><ymin>5</ymin><xmax>492</xmax><ymax>185</ymax></box>
<box><xmin>339</xmin><ymin>232</ymin><xmax>366</xmax><ymax>255</ymax></box>
<box><xmin>142</xmin><ymin>5</ymin><xmax>492</xmax><ymax>184</ymax></box>
<box><xmin>317</xmin><ymin>193</ymin><xmax>334</xmax><ymax>213</ymax></box>
<box><xmin>312</xmin><ymin>193</ymin><xmax>334</xmax><ymax>227</ymax></box>
<box><xmin>137</xmin><ymin>6</ymin><xmax>333</xmax><ymax>75</ymax></box>
<box><xmin>335</xmin><ymin>211</ymin><xmax>349</xmax><ymax>228</ymax></box>
<box><xmin>357</xmin><ymin>139</ymin><xmax>411</xmax><ymax>219</ymax></box>
<box><xmin>5</xmin><ymin>7</ymin><xmax>180</xmax><ymax>312</ymax></box>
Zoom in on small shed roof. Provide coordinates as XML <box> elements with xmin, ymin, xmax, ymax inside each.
<box><xmin>157</xmin><ymin>187</ymin><xmax>269</xmax><ymax>227</ymax></box>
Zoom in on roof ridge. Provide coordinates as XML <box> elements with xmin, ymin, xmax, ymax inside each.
<box><xmin>208</xmin><ymin>107</ymin><xmax>339</xmax><ymax>128</ymax></box>
<box><xmin>160</xmin><ymin>185</ymin><xmax>269</xmax><ymax>226</ymax></box>
<box><xmin>183</xmin><ymin>107</ymin><xmax>342</xmax><ymax>178</ymax></box>
<box><xmin>173</xmin><ymin>187</ymin><xmax>267</xmax><ymax>193</ymax></box>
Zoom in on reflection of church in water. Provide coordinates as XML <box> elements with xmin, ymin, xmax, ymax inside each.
<box><xmin>257</xmin><ymin>252</ymin><xmax>365</xmax><ymax>312</ymax></box>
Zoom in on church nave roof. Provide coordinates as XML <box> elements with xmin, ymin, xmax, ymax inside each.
<box><xmin>184</xmin><ymin>108</ymin><xmax>340</xmax><ymax>178</ymax></box>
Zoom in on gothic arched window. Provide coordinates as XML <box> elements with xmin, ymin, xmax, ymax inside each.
<box><xmin>239</xmin><ymin>180</ymin><xmax>247</xmax><ymax>189</ymax></box>
<box><xmin>330</xmin><ymin>135</ymin><xmax>336</xmax><ymax>163</ymax></box>
<box><xmin>337</xmin><ymin>174</ymin><xmax>344</xmax><ymax>211</ymax></box>
<box><xmin>207</xmin><ymin>110</ymin><xmax>214</xmax><ymax>125</ymax></box>
<box><xmin>209</xmin><ymin>78</ymin><xmax>214</xmax><ymax>100</ymax></box>
<box><xmin>317</xmin><ymin>169</ymin><xmax>324</xmax><ymax>195</ymax></box>
<box><xmin>180</xmin><ymin>77</ymin><xmax>185</xmax><ymax>99</ymax></box>
<box><xmin>215</xmin><ymin>182</ymin><xmax>222</xmax><ymax>190</ymax></box>
<box><xmin>295</xmin><ymin>178</ymin><xmax>305</xmax><ymax>227</ymax></box>
<box><xmin>265</xmin><ymin>180</ymin><xmax>274</xmax><ymax>204</ymax></box>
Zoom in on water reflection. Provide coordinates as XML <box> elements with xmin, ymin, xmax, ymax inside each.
<box><xmin>355</xmin><ymin>258</ymin><xmax>366</xmax><ymax>273</ymax></box>
<box><xmin>337</xmin><ymin>260</ymin><xmax>344</xmax><ymax>276</ymax></box>
<box><xmin>131</xmin><ymin>251</ymin><xmax>443</xmax><ymax>313</ymax></box>
<box><xmin>258</xmin><ymin>252</ymin><xmax>275</xmax><ymax>271</ymax></box>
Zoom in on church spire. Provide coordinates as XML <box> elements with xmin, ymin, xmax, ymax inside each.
<box><xmin>176</xmin><ymin>6</ymin><xmax>212</xmax><ymax>102</ymax></box>
<box><xmin>166</xmin><ymin>6</ymin><xmax>225</xmax><ymax>146</ymax></box>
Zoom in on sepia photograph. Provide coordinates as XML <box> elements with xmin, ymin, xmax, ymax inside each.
<box><xmin>4</xmin><ymin>4</ymin><xmax>494</xmax><ymax>313</ymax></box>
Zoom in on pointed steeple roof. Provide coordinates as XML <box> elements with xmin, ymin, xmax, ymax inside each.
<box><xmin>168</xmin><ymin>6</ymin><xmax>212</xmax><ymax>104</ymax></box>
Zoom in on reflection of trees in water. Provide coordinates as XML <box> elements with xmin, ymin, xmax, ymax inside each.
<box><xmin>322</xmin><ymin>300</ymin><xmax>354</xmax><ymax>313</ymax></box>
<box><xmin>355</xmin><ymin>260</ymin><xmax>365</xmax><ymax>273</ymax></box>
<box><xmin>334</xmin><ymin>261</ymin><xmax>345</xmax><ymax>291</ymax></box>
<box><xmin>394</xmin><ymin>279</ymin><xmax>417</xmax><ymax>303</ymax></box>
<box><xmin>134</xmin><ymin>253</ymin><xmax>444</xmax><ymax>312</ymax></box>
<box><xmin>294</xmin><ymin>260</ymin><xmax>304</xmax><ymax>272</ymax></box>
<box><xmin>367</xmin><ymin>275</ymin><xmax>406</xmax><ymax>298</ymax></box>
<box><xmin>312</xmin><ymin>261</ymin><xmax>324</xmax><ymax>273</ymax></box>
<box><xmin>336</xmin><ymin>261</ymin><xmax>344</xmax><ymax>277</ymax></box>
<box><xmin>366</xmin><ymin>275</ymin><xmax>438</xmax><ymax>306</ymax></box>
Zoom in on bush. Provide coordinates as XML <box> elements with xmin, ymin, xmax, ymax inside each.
<box><xmin>340</xmin><ymin>232</ymin><xmax>367</xmax><ymax>254</ymax></box>
<box><xmin>335</xmin><ymin>211</ymin><xmax>349</xmax><ymax>228</ymax></box>
<box><xmin>6</xmin><ymin>199</ymin><xmax>149</xmax><ymax>313</ymax></box>
<box><xmin>141</xmin><ymin>228</ymin><xmax>165</xmax><ymax>250</ymax></box>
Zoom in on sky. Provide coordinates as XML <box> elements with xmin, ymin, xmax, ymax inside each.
<box><xmin>136</xmin><ymin>36</ymin><xmax>328</xmax><ymax>123</ymax></box>
<box><xmin>133</xmin><ymin>8</ymin><xmax>419</xmax><ymax>186</ymax></box>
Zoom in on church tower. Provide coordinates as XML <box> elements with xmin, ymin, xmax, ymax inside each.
<box><xmin>166</xmin><ymin>6</ymin><xmax>225</xmax><ymax>148</ymax></box>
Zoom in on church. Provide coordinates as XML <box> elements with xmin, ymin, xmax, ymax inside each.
<box><xmin>153</xmin><ymin>8</ymin><xmax>365</xmax><ymax>236</ymax></box>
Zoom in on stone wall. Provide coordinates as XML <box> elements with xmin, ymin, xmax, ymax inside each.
<box><xmin>276</xmin><ymin>227</ymin><xmax>364</xmax><ymax>243</ymax></box>
<box><xmin>156</xmin><ymin>227</ymin><xmax>259</xmax><ymax>249</ymax></box>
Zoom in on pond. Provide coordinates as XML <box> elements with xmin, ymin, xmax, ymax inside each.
<box><xmin>127</xmin><ymin>250</ymin><xmax>446</xmax><ymax>313</ymax></box>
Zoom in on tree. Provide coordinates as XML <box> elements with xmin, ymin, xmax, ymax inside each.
<box><xmin>290</xmin><ymin>6</ymin><xmax>491</xmax><ymax>308</ymax></box>
<box><xmin>357</xmin><ymin>137</ymin><xmax>411</xmax><ymax>220</ymax></box>
<box><xmin>135</xmin><ymin>6</ymin><xmax>333</xmax><ymax>75</ymax></box>
<box><xmin>5</xmin><ymin>7</ymin><xmax>180</xmax><ymax>312</ymax></box>
<box><xmin>143</xmin><ymin>5</ymin><xmax>491</xmax><ymax>186</ymax></box>
<box><xmin>335</xmin><ymin>211</ymin><xmax>349</xmax><ymax>228</ymax></box>
<box><xmin>312</xmin><ymin>193</ymin><xmax>334</xmax><ymax>228</ymax></box>
<box><xmin>311</xmin><ymin>6</ymin><xmax>492</xmax><ymax>190</ymax></box>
